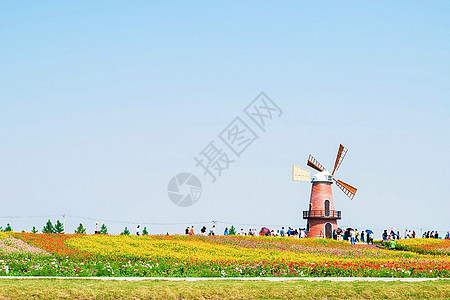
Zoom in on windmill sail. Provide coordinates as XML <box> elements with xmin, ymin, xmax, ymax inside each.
<box><xmin>332</xmin><ymin>144</ymin><xmax>348</xmax><ymax>176</ymax></box>
<box><xmin>292</xmin><ymin>165</ymin><xmax>311</xmax><ymax>182</ymax></box>
<box><xmin>333</xmin><ymin>178</ymin><xmax>357</xmax><ymax>200</ymax></box>
<box><xmin>307</xmin><ymin>154</ymin><xmax>325</xmax><ymax>172</ymax></box>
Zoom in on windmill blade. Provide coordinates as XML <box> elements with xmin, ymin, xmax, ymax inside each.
<box><xmin>332</xmin><ymin>144</ymin><xmax>348</xmax><ymax>176</ymax></box>
<box><xmin>333</xmin><ymin>178</ymin><xmax>357</xmax><ymax>200</ymax></box>
<box><xmin>292</xmin><ymin>165</ymin><xmax>311</xmax><ymax>182</ymax></box>
<box><xmin>307</xmin><ymin>154</ymin><xmax>326</xmax><ymax>172</ymax></box>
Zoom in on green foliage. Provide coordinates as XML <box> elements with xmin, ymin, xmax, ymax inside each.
<box><xmin>229</xmin><ymin>225</ymin><xmax>236</xmax><ymax>235</ymax></box>
<box><xmin>42</xmin><ymin>220</ymin><xmax>55</xmax><ymax>233</ymax></box>
<box><xmin>31</xmin><ymin>226</ymin><xmax>38</xmax><ymax>233</ymax></box>
<box><xmin>100</xmin><ymin>224</ymin><xmax>108</xmax><ymax>234</ymax></box>
<box><xmin>142</xmin><ymin>227</ymin><xmax>148</xmax><ymax>235</ymax></box>
<box><xmin>54</xmin><ymin>220</ymin><xmax>64</xmax><ymax>233</ymax></box>
<box><xmin>74</xmin><ymin>223</ymin><xmax>86</xmax><ymax>234</ymax></box>
<box><xmin>120</xmin><ymin>227</ymin><xmax>130</xmax><ymax>235</ymax></box>
<box><xmin>4</xmin><ymin>224</ymin><xmax>12</xmax><ymax>232</ymax></box>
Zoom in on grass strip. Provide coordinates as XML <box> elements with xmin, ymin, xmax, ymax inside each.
<box><xmin>0</xmin><ymin>279</ymin><xmax>449</xmax><ymax>299</ymax></box>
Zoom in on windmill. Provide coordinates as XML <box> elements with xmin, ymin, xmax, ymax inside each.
<box><xmin>292</xmin><ymin>144</ymin><xmax>357</xmax><ymax>238</ymax></box>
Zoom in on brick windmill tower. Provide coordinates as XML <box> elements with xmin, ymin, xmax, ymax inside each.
<box><xmin>292</xmin><ymin>144</ymin><xmax>357</xmax><ymax>238</ymax></box>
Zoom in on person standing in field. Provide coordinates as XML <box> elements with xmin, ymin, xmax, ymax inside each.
<box><xmin>210</xmin><ymin>225</ymin><xmax>216</xmax><ymax>236</ymax></box>
<box><xmin>300</xmin><ymin>229</ymin><xmax>306</xmax><ymax>239</ymax></box>
<box><xmin>224</xmin><ymin>227</ymin><xmax>229</xmax><ymax>235</ymax></box>
<box><xmin>200</xmin><ymin>226</ymin><xmax>207</xmax><ymax>235</ymax></box>
<box><xmin>189</xmin><ymin>226</ymin><xmax>194</xmax><ymax>235</ymax></box>
<box><xmin>350</xmin><ymin>229</ymin><xmax>356</xmax><ymax>245</ymax></box>
<box><xmin>389</xmin><ymin>239</ymin><xmax>396</xmax><ymax>250</ymax></box>
<box><xmin>136</xmin><ymin>225</ymin><xmax>140</xmax><ymax>236</ymax></box>
<box><xmin>95</xmin><ymin>222</ymin><xmax>99</xmax><ymax>234</ymax></box>
<box><xmin>367</xmin><ymin>232</ymin><xmax>374</xmax><ymax>245</ymax></box>
<box><xmin>185</xmin><ymin>227</ymin><xmax>189</xmax><ymax>235</ymax></box>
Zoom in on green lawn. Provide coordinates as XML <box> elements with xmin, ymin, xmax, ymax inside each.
<box><xmin>0</xmin><ymin>279</ymin><xmax>449</xmax><ymax>299</ymax></box>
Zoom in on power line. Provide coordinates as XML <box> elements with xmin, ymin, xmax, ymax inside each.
<box><xmin>66</xmin><ymin>214</ymin><xmax>212</xmax><ymax>226</ymax></box>
<box><xmin>0</xmin><ymin>215</ymin><xmax>60</xmax><ymax>219</ymax></box>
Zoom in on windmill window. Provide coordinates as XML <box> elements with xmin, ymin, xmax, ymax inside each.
<box><xmin>324</xmin><ymin>200</ymin><xmax>330</xmax><ymax>217</ymax></box>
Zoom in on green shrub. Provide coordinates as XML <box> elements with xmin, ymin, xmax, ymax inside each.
<box><xmin>54</xmin><ymin>220</ymin><xmax>64</xmax><ymax>233</ymax></box>
<box><xmin>120</xmin><ymin>227</ymin><xmax>130</xmax><ymax>235</ymax></box>
<box><xmin>42</xmin><ymin>220</ymin><xmax>54</xmax><ymax>233</ymax></box>
<box><xmin>229</xmin><ymin>225</ymin><xmax>236</xmax><ymax>235</ymax></box>
<box><xmin>74</xmin><ymin>223</ymin><xmax>86</xmax><ymax>234</ymax></box>
<box><xmin>100</xmin><ymin>224</ymin><xmax>108</xmax><ymax>234</ymax></box>
<box><xmin>142</xmin><ymin>227</ymin><xmax>148</xmax><ymax>235</ymax></box>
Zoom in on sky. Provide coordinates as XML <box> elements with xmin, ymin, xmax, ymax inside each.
<box><xmin>0</xmin><ymin>1</ymin><xmax>449</xmax><ymax>237</ymax></box>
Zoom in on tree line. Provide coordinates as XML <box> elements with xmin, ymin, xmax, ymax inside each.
<box><xmin>1</xmin><ymin>220</ymin><xmax>149</xmax><ymax>235</ymax></box>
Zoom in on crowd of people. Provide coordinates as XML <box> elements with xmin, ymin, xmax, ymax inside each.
<box><xmin>328</xmin><ymin>228</ymin><xmax>374</xmax><ymax>244</ymax></box>
<box><xmin>421</xmin><ymin>230</ymin><xmax>448</xmax><ymax>239</ymax></box>
<box><xmin>184</xmin><ymin>225</ymin><xmax>308</xmax><ymax>238</ymax></box>
<box><xmin>182</xmin><ymin>225</ymin><xmax>376</xmax><ymax>243</ymax></box>
<box><xmin>380</xmin><ymin>229</ymin><xmax>450</xmax><ymax>241</ymax></box>
<box><xmin>183</xmin><ymin>225</ymin><xmax>450</xmax><ymax>243</ymax></box>
<box><xmin>98</xmin><ymin>223</ymin><xmax>450</xmax><ymax>242</ymax></box>
<box><xmin>382</xmin><ymin>229</ymin><xmax>417</xmax><ymax>241</ymax></box>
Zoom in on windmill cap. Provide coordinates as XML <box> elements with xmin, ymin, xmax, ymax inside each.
<box><xmin>311</xmin><ymin>170</ymin><xmax>333</xmax><ymax>183</ymax></box>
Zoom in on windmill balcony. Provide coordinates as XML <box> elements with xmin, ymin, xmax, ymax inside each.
<box><xmin>303</xmin><ymin>210</ymin><xmax>341</xmax><ymax>219</ymax></box>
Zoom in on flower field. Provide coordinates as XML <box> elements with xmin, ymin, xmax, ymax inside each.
<box><xmin>0</xmin><ymin>233</ymin><xmax>449</xmax><ymax>278</ymax></box>
<box><xmin>395</xmin><ymin>238</ymin><xmax>450</xmax><ymax>256</ymax></box>
<box><xmin>0</xmin><ymin>232</ymin><xmax>49</xmax><ymax>256</ymax></box>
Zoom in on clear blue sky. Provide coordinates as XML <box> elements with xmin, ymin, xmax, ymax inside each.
<box><xmin>1</xmin><ymin>1</ymin><xmax>449</xmax><ymax>236</ymax></box>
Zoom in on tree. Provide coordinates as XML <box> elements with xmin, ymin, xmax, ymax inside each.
<box><xmin>4</xmin><ymin>223</ymin><xmax>12</xmax><ymax>232</ymax></box>
<box><xmin>229</xmin><ymin>225</ymin><xmax>236</xmax><ymax>235</ymax></box>
<box><xmin>100</xmin><ymin>224</ymin><xmax>108</xmax><ymax>234</ymax></box>
<box><xmin>120</xmin><ymin>227</ymin><xmax>130</xmax><ymax>235</ymax></box>
<box><xmin>74</xmin><ymin>223</ymin><xmax>86</xmax><ymax>234</ymax></box>
<box><xmin>42</xmin><ymin>220</ymin><xmax>55</xmax><ymax>233</ymax></box>
<box><xmin>54</xmin><ymin>220</ymin><xmax>64</xmax><ymax>233</ymax></box>
<box><xmin>142</xmin><ymin>227</ymin><xmax>148</xmax><ymax>235</ymax></box>
<box><xmin>31</xmin><ymin>226</ymin><xmax>38</xmax><ymax>233</ymax></box>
